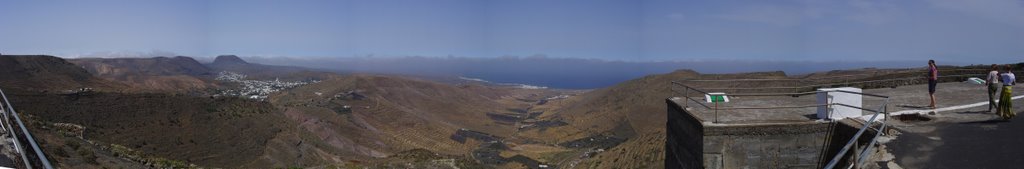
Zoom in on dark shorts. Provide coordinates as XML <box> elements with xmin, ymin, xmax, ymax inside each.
<box><xmin>928</xmin><ymin>80</ymin><xmax>937</xmax><ymax>94</ymax></box>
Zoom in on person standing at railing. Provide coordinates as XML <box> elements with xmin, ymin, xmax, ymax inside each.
<box><xmin>928</xmin><ymin>60</ymin><xmax>938</xmax><ymax>109</ymax></box>
<box><xmin>988</xmin><ymin>64</ymin><xmax>1001</xmax><ymax>112</ymax></box>
<box><xmin>997</xmin><ymin>65</ymin><xmax>1016</xmax><ymax>120</ymax></box>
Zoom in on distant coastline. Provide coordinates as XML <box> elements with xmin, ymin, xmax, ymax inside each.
<box><xmin>241</xmin><ymin>56</ymin><xmax>956</xmax><ymax>89</ymax></box>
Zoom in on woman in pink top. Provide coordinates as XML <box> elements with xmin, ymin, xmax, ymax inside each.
<box><xmin>928</xmin><ymin>60</ymin><xmax>938</xmax><ymax>109</ymax></box>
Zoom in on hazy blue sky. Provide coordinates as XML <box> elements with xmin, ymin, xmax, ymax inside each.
<box><xmin>1</xmin><ymin>0</ymin><xmax>1022</xmax><ymax>63</ymax></box>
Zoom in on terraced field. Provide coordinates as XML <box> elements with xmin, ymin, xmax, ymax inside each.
<box><xmin>576</xmin><ymin>131</ymin><xmax>666</xmax><ymax>168</ymax></box>
<box><xmin>263</xmin><ymin>74</ymin><xmax>585</xmax><ymax>167</ymax></box>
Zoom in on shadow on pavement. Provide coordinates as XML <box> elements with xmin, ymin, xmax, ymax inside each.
<box><xmin>953</xmin><ymin>110</ymin><xmax>990</xmax><ymax>114</ymax></box>
<box><xmin>960</xmin><ymin>119</ymin><xmax>1010</xmax><ymax>124</ymax></box>
<box><xmin>894</xmin><ymin>119</ymin><xmax>1024</xmax><ymax>168</ymax></box>
<box><xmin>897</xmin><ymin>104</ymin><xmax>931</xmax><ymax>109</ymax></box>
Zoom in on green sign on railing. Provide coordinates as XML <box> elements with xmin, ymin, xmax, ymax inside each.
<box><xmin>705</xmin><ymin>93</ymin><xmax>729</xmax><ymax>103</ymax></box>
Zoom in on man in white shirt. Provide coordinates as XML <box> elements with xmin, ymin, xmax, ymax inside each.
<box><xmin>987</xmin><ymin>64</ymin><xmax>1000</xmax><ymax>112</ymax></box>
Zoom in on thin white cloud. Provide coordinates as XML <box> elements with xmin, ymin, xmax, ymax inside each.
<box><xmin>846</xmin><ymin>0</ymin><xmax>905</xmax><ymax>25</ymax></box>
<box><xmin>667</xmin><ymin>13</ymin><xmax>686</xmax><ymax>20</ymax></box>
<box><xmin>926</xmin><ymin>0</ymin><xmax>1024</xmax><ymax>27</ymax></box>
<box><xmin>796</xmin><ymin>0</ymin><xmax>828</xmax><ymax>19</ymax></box>
<box><xmin>73</xmin><ymin>50</ymin><xmax>179</xmax><ymax>58</ymax></box>
<box><xmin>715</xmin><ymin>5</ymin><xmax>804</xmax><ymax>26</ymax></box>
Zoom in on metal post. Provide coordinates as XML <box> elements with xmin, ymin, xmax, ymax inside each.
<box><xmin>684</xmin><ymin>87</ymin><xmax>689</xmax><ymax>108</ymax></box>
<box><xmin>826</xmin><ymin>92</ymin><xmax>833</xmax><ymax>120</ymax></box>
<box><xmin>714</xmin><ymin>102</ymin><xmax>719</xmax><ymax>123</ymax></box>
<box><xmin>883</xmin><ymin>105</ymin><xmax>889</xmax><ymax>135</ymax></box>
<box><xmin>853</xmin><ymin>142</ymin><xmax>860</xmax><ymax>169</ymax></box>
<box><xmin>0</xmin><ymin>105</ymin><xmax>5</xmax><ymax>131</ymax></box>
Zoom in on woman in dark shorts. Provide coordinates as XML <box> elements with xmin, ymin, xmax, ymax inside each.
<box><xmin>928</xmin><ymin>60</ymin><xmax>938</xmax><ymax>109</ymax></box>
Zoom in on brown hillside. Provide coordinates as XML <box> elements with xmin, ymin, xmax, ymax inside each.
<box><xmin>262</xmin><ymin>74</ymin><xmax>568</xmax><ymax>165</ymax></box>
<box><xmin>9</xmin><ymin>91</ymin><xmax>291</xmax><ymax>168</ymax></box>
<box><xmin>69</xmin><ymin>56</ymin><xmax>215</xmax><ymax>92</ymax></box>
<box><xmin>70</xmin><ymin>56</ymin><xmax>212</xmax><ymax>77</ymax></box>
<box><xmin>529</xmin><ymin>70</ymin><xmax>699</xmax><ymax>143</ymax></box>
<box><xmin>0</xmin><ymin>55</ymin><xmax>125</xmax><ymax>91</ymax></box>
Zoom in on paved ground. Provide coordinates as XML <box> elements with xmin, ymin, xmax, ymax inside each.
<box><xmin>878</xmin><ymin>82</ymin><xmax>1024</xmax><ymax>169</ymax></box>
<box><xmin>681</xmin><ymin>95</ymin><xmax>819</xmax><ymax>123</ymax></box>
<box><xmin>890</xmin><ymin>120</ymin><xmax>1024</xmax><ymax>169</ymax></box>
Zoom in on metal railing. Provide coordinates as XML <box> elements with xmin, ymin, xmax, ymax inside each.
<box><xmin>691</xmin><ymin>68</ymin><xmax>987</xmax><ymax>82</ymax></box>
<box><xmin>682</xmin><ymin>70</ymin><xmax>988</xmax><ymax>94</ymax></box>
<box><xmin>670</xmin><ymin>81</ymin><xmax>889</xmax><ymax>121</ymax></box>
<box><xmin>671</xmin><ymin>79</ymin><xmax>892</xmax><ymax>169</ymax></box>
<box><xmin>0</xmin><ymin>88</ymin><xmax>54</xmax><ymax>169</ymax></box>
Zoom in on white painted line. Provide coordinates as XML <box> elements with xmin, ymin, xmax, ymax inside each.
<box><xmin>859</xmin><ymin>95</ymin><xmax>1024</xmax><ymax>121</ymax></box>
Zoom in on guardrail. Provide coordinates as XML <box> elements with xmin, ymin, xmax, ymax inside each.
<box><xmin>803</xmin><ymin>68</ymin><xmax>989</xmax><ymax>81</ymax></box>
<box><xmin>671</xmin><ymin>78</ymin><xmax>893</xmax><ymax>169</ymax></box>
<box><xmin>683</xmin><ymin>73</ymin><xmax>987</xmax><ymax>96</ymax></box>
<box><xmin>0</xmin><ymin>89</ymin><xmax>54</xmax><ymax>169</ymax></box>
<box><xmin>692</xmin><ymin>68</ymin><xmax>988</xmax><ymax>82</ymax></box>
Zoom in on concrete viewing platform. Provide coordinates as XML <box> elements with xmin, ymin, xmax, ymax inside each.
<box><xmin>666</xmin><ymin>94</ymin><xmax>868</xmax><ymax>169</ymax></box>
<box><xmin>667</xmin><ymin>80</ymin><xmax>1024</xmax><ymax>169</ymax></box>
<box><xmin>674</xmin><ymin>81</ymin><xmax>1023</xmax><ymax>124</ymax></box>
